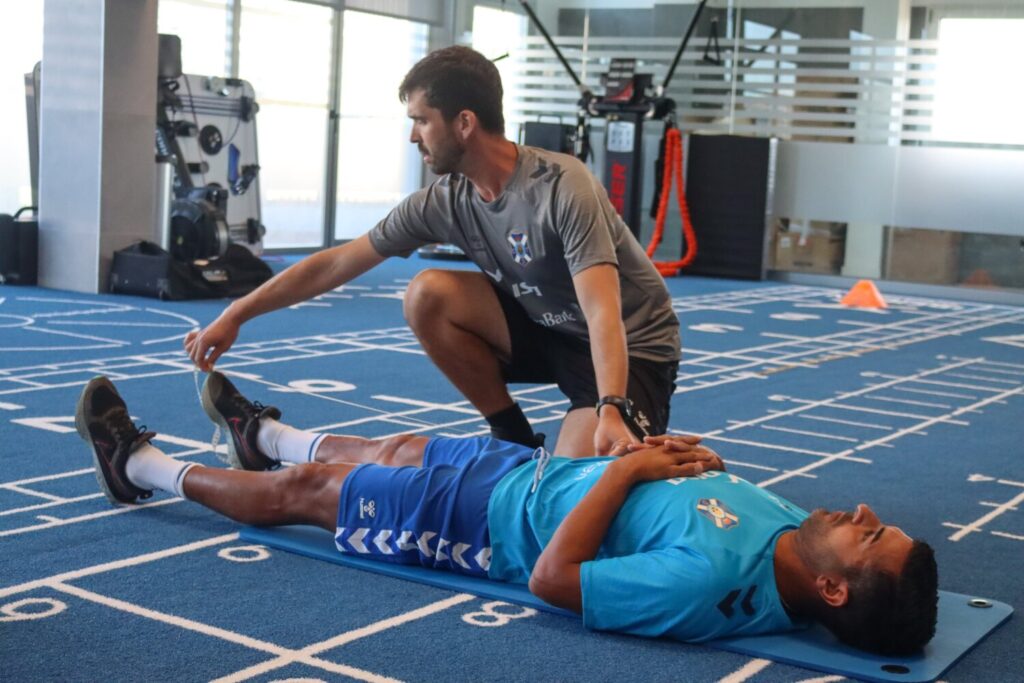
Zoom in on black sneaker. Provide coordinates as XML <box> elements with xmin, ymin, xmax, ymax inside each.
<box><xmin>201</xmin><ymin>371</ymin><xmax>281</xmax><ymax>471</ymax></box>
<box><xmin>74</xmin><ymin>376</ymin><xmax>155</xmax><ymax>505</ymax></box>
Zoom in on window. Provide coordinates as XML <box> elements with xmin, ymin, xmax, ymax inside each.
<box><xmin>239</xmin><ymin>0</ymin><xmax>333</xmax><ymax>248</ymax></box>
<box><xmin>472</xmin><ymin>5</ymin><xmax>527</xmax><ymax>137</ymax></box>
<box><xmin>743</xmin><ymin>20</ymin><xmax>798</xmax><ymax>99</ymax></box>
<box><xmin>334</xmin><ymin>11</ymin><xmax>428</xmax><ymax>241</ymax></box>
<box><xmin>0</xmin><ymin>1</ymin><xmax>44</xmax><ymax>210</ymax></box>
<box><xmin>933</xmin><ymin>19</ymin><xmax>1024</xmax><ymax>145</ymax></box>
<box><xmin>157</xmin><ymin>0</ymin><xmax>232</xmax><ymax>76</ymax></box>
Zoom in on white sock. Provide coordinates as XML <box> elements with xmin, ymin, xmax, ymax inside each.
<box><xmin>125</xmin><ymin>444</ymin><xmax>200</xmax><ymax>499</ymax></box>
<box><xmin>257</xmin><ymin>418</ymin><xmax>326</xmax><ymax>464</ymax></box>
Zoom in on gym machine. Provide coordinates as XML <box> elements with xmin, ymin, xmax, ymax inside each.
<box><xmin>156</xmin><ymin>34</ymin><xmax>266</xmax><ymax>261</ymax></box>
<box><xmin>518</xmin><ymin>0</ymin><xmax>707</xmax><ymax>243</ymax></box>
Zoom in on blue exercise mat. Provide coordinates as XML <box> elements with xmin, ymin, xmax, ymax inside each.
<box><xmin>241</xmin><ymin>525</ymin><xmax>1012</xmax><ymax>683</ymax></box>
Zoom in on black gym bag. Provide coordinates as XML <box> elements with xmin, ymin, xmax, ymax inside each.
<box><xmin>109</xmin><ymin>240</ymin><xmax>272</xmax><ymax>300</ymax></box>
<box><xmin>0</xmin><ymin>207</ymin><xmax>39</xmax><ymax>285</ymax></box>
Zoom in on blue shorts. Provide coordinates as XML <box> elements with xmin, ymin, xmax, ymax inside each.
<box><xmin>335</xmin><ymin>437</ymin><xmax>535</xmax><ymax>577</ymax></box>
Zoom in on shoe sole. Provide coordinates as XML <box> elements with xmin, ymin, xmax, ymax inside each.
<box><xmin>200</xmin><ymin>372</ymin><xmax>246</xmax><ymax>470</ymax></box>
<box><xmin>74</xmin><ymin>377</ymin><xmax>132</xmax><ymax>506</ymax></box>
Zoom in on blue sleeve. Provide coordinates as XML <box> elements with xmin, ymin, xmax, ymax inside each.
<box><xmin>580</xmin><ymin>548</ymin><xmax>712</xmax><ymax>640</ymax></box>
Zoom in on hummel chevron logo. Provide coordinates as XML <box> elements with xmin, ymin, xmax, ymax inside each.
<box><xmin>373</xmin><ymin>530</ymin><xmax>394</xmax><ymax>554</ymax></box>
<box><xmin>417</xmin><ymin>531</ymin><xmax>437</xmax><ymax>557</ymax></box>
<box><xmin>529</xmin><ymin>160</ymin><xmax>564</xmax><ymax>183</ymax></box>
<box><xmin>474</xmin><ymin>547</ymin><xmax>491</xmax><ymax>571</ymax></box>
<box><xmin>451</xmin><ymin>542</ymin><xmax>472</xmax><ymax>569</ymax></box>
<box><xmin>717</xmin><ymin>585</ymin><xmax>757</xmax><ymax>618</ymax></box>
<box><xmin>397</xmin><ymin>530</ymin><xmax>417</xmax><ymax>551</ymax></box>
<box><xmin>347</xmin><ymin>528</ymin><xmax>370</xmax><ymax>553</ymax></box>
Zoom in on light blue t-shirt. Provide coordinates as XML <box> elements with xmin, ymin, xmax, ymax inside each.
<box><xmin>486</xmin><ymin>457</ymin><xmax>809</xmax><ymax>642</ymax></box>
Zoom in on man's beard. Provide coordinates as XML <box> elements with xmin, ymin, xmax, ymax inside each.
<box><xmin>420</xmin><ymin>136</ymin><xmax>465</xmax><ymax>175</ymax></box>
<box><xmin>793</xmin><ymin>509</ymin><xmax>844</xmax><ymax>574</ymax></box>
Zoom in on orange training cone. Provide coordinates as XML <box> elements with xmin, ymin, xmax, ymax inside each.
<box><xmin>841</xmin><ymin>279</ymin><xmax>887</xmax><ymax>308</ymax></box>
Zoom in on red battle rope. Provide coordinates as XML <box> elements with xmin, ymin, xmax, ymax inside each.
<box><xmin>645</xmin><ymin>127</ymin><xmax>697</xmax><ymax>277</ymax></box>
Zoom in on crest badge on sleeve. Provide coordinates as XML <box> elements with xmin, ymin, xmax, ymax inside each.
<box><xmin>697</xmin><ymin>498</ymin><xmax>740</xmax><ymax>530</ymax></box>
<box><xmin>507</xmin><ymin>231</ymin><xmax>533</xmax><ymax>266</ymax></box>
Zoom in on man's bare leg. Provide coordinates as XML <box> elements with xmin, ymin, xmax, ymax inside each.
<box><xmin>403</xmin><ymin>269</ymin><xmax>539</xmax><ymax>447</ymax></box>
<box><xmin>313</xmin><ymin>434</ymin><xmax>429</xmax><ymax>467</ymax></box>
<box><xmin>182</xmin><ymin>462</ymin><xmax>354</xmax><ymax>532</ymax></box>
<box><xmin>553</xmin><ymin>408</ymin><xmax>599</xmax><ymax>458</ymax></box>
<box><xmin>403</xmin><ymin>269</ymin><xmax>514</xmax><ymax>415</ymax></box>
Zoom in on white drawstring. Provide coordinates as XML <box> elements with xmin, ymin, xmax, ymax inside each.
<box><xmin>530</xmin><ymin>446</ymin><xmax>551</xmax><ymax>493</ymax></box>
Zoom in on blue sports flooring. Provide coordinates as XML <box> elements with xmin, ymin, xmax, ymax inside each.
<box><xmin>1</xmin><ymin>256</ymin><xmax>1021</xmax><ymax>682</ymax></box>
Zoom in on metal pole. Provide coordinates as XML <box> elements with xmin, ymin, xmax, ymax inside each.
<box><xmin>518</xmin><ymin>0</ymin><xmax>589</xmax><ymax>96</ymax></box>
<box><xmin>662</xmin><ymin>0</ymin><xmax>708</xmax><ymax>91</ymax></box>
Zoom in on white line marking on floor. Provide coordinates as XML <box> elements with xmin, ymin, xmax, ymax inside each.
<box><xmin>892</xmin><ymin>386</ymin><xmax>977</xmax><ymax>400</ymax></box>
<box><xmin>864</xmin><ymin>395</ymin><xmax>951</xmax><ymax>409</ymax></box>
<box><xmin>799</xmin><ymin>414</ymin><xmax>893</xmax><ymax>431</ymax></box>
<box><xmin>372</xmin><ymin>395</ymin><xmax>481</xmax><ymax>415</ymax></box>
<box><xmin>0</xmin><ymin>484</ymin><xmax>64</xmax><ymax>501</ymax></box>
<box><xmin>0</xmin><ymin>497</ymin><xmax>182</xmax><ymax>538</ymax></box>
<box><xmin>703</xmin><ymin>434</ymin><xmax>870</xmax><ymax>462</ymax></box>
<box><xmin>856</xmin><ymin>386</ymin><xmax>1023</xmax><ymax>455</ymax></box>
<box><xmin>49</xmin><ymin>582</ymin><xmax>403</xmax><ymax>683</ymax></box>
<box><xmin>760</xmin><ymin>425</ymin><xmax>860</xmax><ymax>443</ymax></box>
<box><xmin>826</xmin><ymin>403</ymin><xmax>969</xmax><ymax>425</ymax></box>
<box><xmin>212</xmin><ymin>593</ymin><xmax>477</xmax><ymax>683</ymax></box>
<box><xmin>0</xmin><ymin>533</ymin><xmax>239</xmax><ymax>599</ymax></box>
<box><xmin>945</xmin><ymin>372</ymin><xmax>1020</xmax><ymax>385</ymax></box>
<box><xmin>948</xmin><ymin>490</ymin><xmax>1024</xmax><ymax>541</ymax></box>
<box><xmin>717</xmin><ymin>658</ymin><xmax>772</xmax><ymax>683</ymax></box>
<box><xmin>0</xmin><ymin>493</ymin><xmax>104</xmax><ymax>517</ymax></box>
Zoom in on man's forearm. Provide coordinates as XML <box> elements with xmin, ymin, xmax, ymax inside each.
<box><xmin>589</xmin><ymin>310</ymin><xmax>629</xmax><ymax>399</ymax></box>
<box><xmin>529</xmin><ymin>460</ymin><xmax>636</xmax><ymax>611</ymax></box>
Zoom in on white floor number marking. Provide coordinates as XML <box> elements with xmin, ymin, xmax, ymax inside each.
<box><xmin>1</xmin><ymin>597</ymin><xmax>67</xmax><ymax>622</ymax></box>
<box><xmin>281</xmin><ymin>379</ymin><xmax>356</xmax><ymax>394</ymax></box>
<box><xmin>461</xmin><ymin>600</ymin><xmax>537</xmax><ymax>627</ymax></box>
<box><xmin>218</xmin><ymin>545</ymin><xmax>271</xmax><ymax>562</ymax></box>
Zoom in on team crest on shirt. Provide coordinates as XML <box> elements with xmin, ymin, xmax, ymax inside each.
<box><xmin>507</xmin><ymin>230</ymin><xmax>533</xmax><ymax>266</ymax></box>
<box><xmin>697</xmin><ymin>498</ymin><xmax>739</xmax><ymax>530</ymax></box>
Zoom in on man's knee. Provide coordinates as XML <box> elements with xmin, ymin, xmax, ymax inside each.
<box><xmin>272</xmin><ymin>463</ymin><xmax>335</xmax><ymax>516</ymax></box>
<box><xmin>404</xmin><ymin>269</ymin><xmax>458</xmax><ymax>326</ymax></box>
<box><xmin>377</xmin><ymin>434</ymin><xmax>422</xmax><ymax>466</ymax></box>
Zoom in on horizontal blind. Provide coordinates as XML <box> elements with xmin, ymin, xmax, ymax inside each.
<box><xmin>505</xmin><ymin>35</ymin><xmax>1014</xmax><ymax>149</ymax></box>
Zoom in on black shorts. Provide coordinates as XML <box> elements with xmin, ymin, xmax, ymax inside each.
<box><xmin>493</xmin><ymin>285</ymin><xmax>679</xmax><ymax>438</ymax></box>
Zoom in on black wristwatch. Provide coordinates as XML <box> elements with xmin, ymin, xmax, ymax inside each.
<box><xmin>596</xmin><ymin>395</ymin><xmax>634</xmax><ymax>419</ymax></box>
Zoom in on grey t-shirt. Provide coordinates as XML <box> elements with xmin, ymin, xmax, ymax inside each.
<box><xmin>368</xmin><ymin>144</ymin><xmax>680</xmax><ymax>363</ymax></box>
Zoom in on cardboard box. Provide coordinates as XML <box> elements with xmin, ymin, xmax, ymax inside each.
<box><xmin>773</xmin><ymin>220</ymin><xmax>846</xmax><ymax>273</ymax></box>
<box><xmin>886</xmin><ymin>228</ymin><xmax>962</xmax><ymax>285</ymax></box>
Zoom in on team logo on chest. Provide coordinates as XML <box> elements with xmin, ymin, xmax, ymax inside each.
<box><xmin>697</xmin><ymin>498</ymin><xmax>739</xmax><ymax>530</ymax></box>
<box><xmin>507</xmin><ymin>230</ymin><xmax>533</xmax><ymax>266</ymax></box>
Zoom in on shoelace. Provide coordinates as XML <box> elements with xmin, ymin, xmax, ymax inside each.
<box><xmin>109</xmin><ymin>409</ymin><xmax>148</xmax><ymax>451</ymax></box>
<box><xmin>530</xmin><ymin>446</ymin><xmax>551</xmax><ymax>493</ymax></box>
<box><xmin>193</xmin><ymin>368</ymin><xmax>223</xmax><ymax>454</ymax></box>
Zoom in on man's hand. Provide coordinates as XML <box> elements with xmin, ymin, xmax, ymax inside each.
<box><xmin>184</xmin><ymin>313</ymin><xmax>241</xmax><ymax>371</ymax></box>
<box><xmin>594</xmin><ymin>408</ymin><xmax>641</xmax><ymax>455</ymax></box>
<box><xmin>614</xmin><ymin>439</ymin><xmax>724</xmax><ymax>484</ymax></box>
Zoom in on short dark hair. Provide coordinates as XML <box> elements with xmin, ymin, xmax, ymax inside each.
<box><xmin>819</xmin><ymin>540</ymin><xmax>938</xmax><ymax>655</ymax></box>
<box><xmin>398</xmin><ymin>45</ymin><xmax>505</xmax><ymax>134</ymax></box>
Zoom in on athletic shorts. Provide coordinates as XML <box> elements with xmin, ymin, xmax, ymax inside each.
<box><xmin>334</xmin><ymin>436</ymin><xmax>536</xmax><ymax>577</ymax></box>
<box><xmin>493</xmin><ymin>284</ymin><xmax>679</xmax><ymax>438</ymax></box>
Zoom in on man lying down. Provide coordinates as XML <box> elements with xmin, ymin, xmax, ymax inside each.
<box><xmin>75</xmin><ymin>373</ymin><xmax>938</xmax><ymax>655</ymax></box>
